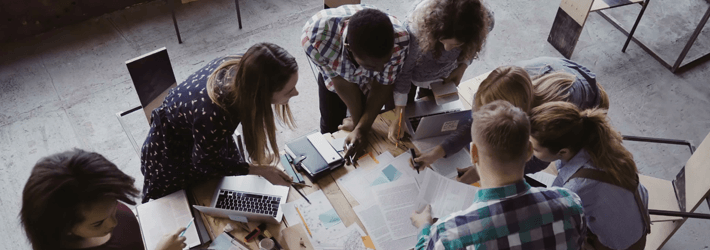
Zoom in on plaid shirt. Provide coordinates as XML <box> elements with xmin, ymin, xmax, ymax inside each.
<box><xmin>301</xmin><ymin>4</ymin><xmax>409</xmax><ymax>95</ymax></box>
<box><xmin>416</xmin><ymin>181</ymin><xmax>586</xmax><ymax>250</ymax></box>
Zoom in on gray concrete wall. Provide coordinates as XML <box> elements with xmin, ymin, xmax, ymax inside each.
<box><xmin>0</xmin><ymin>0</ymin><xmax>708</xmax><ymax>249</ymax></box>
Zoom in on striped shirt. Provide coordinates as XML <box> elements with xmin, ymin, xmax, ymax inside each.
<box><xmin>415</xmin><ymin>180</ymin><xmax>586</xmax><ymax>250</ymax></box>
<box><xmin>301</xmin><ymin>4</ymin><xmax>409</xmax><ymax>95</ymax></box>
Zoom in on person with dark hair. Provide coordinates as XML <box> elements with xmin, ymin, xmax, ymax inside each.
<box><xmin>410</xmin><ymin>101</ymin><xmax>585</xmax><ymax>250</ymax></box>
<box><xmin>20</xmin><ymin>149</ymin><xmax>186</xmax><ymax>250</ymax></box>
<box><xmin>389</xmin><ymin>0</ymin><xmax>493</xmax><ymax>141</ymax></box>
<box><xmin>530</xmin><ymin>102</ymin><xmax>650</xmax><ymax>249</ymax></box>
<box><xmin>141</xmin><ymin>43</ymin><xmax>296</xmax><ymax>202</ymax></box>
<box><xmin>301</xmin><ymin>4</ymin><xmax>410</xmax><ymax>162</ymax></box>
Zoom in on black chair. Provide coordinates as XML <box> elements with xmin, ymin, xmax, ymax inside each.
<box><xmin>116</xmin><ymin>47</ymin><xmax>178</xmax><ymax>155</ymax></box>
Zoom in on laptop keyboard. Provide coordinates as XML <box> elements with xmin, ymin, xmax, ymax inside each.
<box><xmin>215</xmin><ymin>189</ymin><xmax>281</xmax><ymax>217</ymax></box>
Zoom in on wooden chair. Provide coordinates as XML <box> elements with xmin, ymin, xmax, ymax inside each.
<box><xmin>116</xmin><ymin>47</ymin><xmax>178</xmax><ymax>155</ymax></box>
<box><xmin>548</xmin><ymin>0</ymin><xmax>646</xmax><ymax>58</ymax></box>
<box><xmin>623</xmin><ymin>133</ymin><xmax>710</xmax><ymax>249</ymax></box>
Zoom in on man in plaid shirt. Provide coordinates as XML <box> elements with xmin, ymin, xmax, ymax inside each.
<box><xmin>301</xmin><ymin>4</ymin><xmax>409</xmax><ymax>161</ymax></box>
<box><xmin>411</xmin><ymin>100</ymin><xmax>586</xmax><ymax>250</ymax></box>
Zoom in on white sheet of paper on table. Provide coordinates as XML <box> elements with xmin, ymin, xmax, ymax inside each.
<box><xmin>353</xmin><ymin>204</ymin><xmax>418</xmax><ymax>250</ymax></box>
<box><xmin>338</xmin><ymin>151</ymin><xmax>396</xmax><ymax>206</ymax></box>
<box><xmin>371</xmin><ymin>178</ymin><xmax>421</xmax><ymax>240</ymax></box>
<box><xmin>413</xmin><ymin>136</ymin><xmax>472</xmax><ymax>179</ymax></box>
<box><xmin>281</xmin><ymin>190</ymin><xmax>347</xmax><ymax>248</ymax></box>
<box><xmin>319</xmin><ymin>224</ymin><xmax>368</xmax><ymax>250</ymax></box>
<box><xmin>416</xmin><ymin>170</ymin><xmax>479</xmax><ymax>218</ymax></box>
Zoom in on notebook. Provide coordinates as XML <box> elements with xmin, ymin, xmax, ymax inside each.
<box><xmin>137</xmin><ymin>190</ymin><xmax>205</xmax><ymax>250</ymax></box>
<box><xmin>284</xmin><ymin>130</ymin><xmax>343</xmax><ymax>181</ymax></box>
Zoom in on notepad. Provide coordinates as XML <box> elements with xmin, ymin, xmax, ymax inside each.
<box><xmin>137</xmin><ymin>190</ymin><xmax>201</xmax><ymax>250</ymax></box>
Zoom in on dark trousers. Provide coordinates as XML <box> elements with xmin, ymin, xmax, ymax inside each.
<box><xmin>317</xmin><ymin>74</ymin><xmax>396</xmax><ymax>133</ymax></box>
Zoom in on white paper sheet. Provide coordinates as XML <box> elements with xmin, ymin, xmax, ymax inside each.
<box><xmin>372</xmin><ymin>179</ymin><xmax>420</xmax><ymax>240</ymax></box>
<box><xmin>339</xmin><ymin>151</ymin><xmax>420</xmax><ymax>205</ymax></box>
<box><xmin>353</xmin><ymin>204</ymin><xmax>418</xmax><ymax>250</ymax></box>
<box><xmin>320</xmin><ymin>224</ymin><xmax>368</xmax><ymax>250</ymax></box>
<box><xmin>413</xmin><ymin>136</ymin><xmax>472</xmax><ymax>179</ymax></box>
<box><xmin>527</xmin><ymin>171</ymin><xmax>556</xmax><ymax>187</ymax></box>
<box><xmin>137</xmin><ymin>190</ymin><xmax>200</xmax><ymax>250</ymax></box>
<box><xmin>416</xmin><ymin>170</ymin><xmax>479</xmax><ymax>218</ymax></box>
<box><xmin>281</xmin><ymin>190</ymin><xmax>347</xmax><ymax>248</ymax></box>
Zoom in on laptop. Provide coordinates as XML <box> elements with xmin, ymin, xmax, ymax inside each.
<box><xmin>404</xmin><ymin>99</ymin><xmax>472</xmax><ymax>140</ymax></box>
<box><xmin>193</xmin><ymin>175</ymin><xmax>289</xmax><ymax>224</ymax></box>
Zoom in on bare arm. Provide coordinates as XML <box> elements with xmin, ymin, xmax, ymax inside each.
<box><xmin>331</xmin><ymin>76</ymin><xmax>364</xmax><ymax>125</ymax></box>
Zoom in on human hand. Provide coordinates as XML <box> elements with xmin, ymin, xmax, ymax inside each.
<box><xmin>344</xmin><ymin>128</ymin><xmax>368</xmax><ymax>165</ymax></box>
<box><xmin>155</xmin><ymin>227</ymin><xmax>187</xmax><ymax>250</ymax></box>
<box><xmin>455</xmin><ymin>166</ymin><xmax>480</xmax><ymax>185</ymax></box>
<box><xmin>410</xmin><ymin>204</ymin><xmax>433</xmax><ymax>229</ymax></box>
<box><xmin>388</xmin><ymin>119</ymin><xmax>406</xmax><ymax>143</ymax></box>
<box><xmin>414</xmin><ymin>146</ymin><xmax>446</xmax><ymax>167</ymax></box>
<box><xmin>250</xmin><ymin>166</ymin><xmax>293</xmax><ymax>186</ymax></box>
<box><xmin>338</xmin><ymin>117</ymin><xmax>355</xmax><ymax>132</ymax></box>
<box><xmin>444</xmin><ymin>64</ymin><xmax>467</xmax><ymax>87</ymax></box>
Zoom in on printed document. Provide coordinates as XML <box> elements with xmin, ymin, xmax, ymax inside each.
<box><xmin>416</xmin><ymin>170</ymin><xmax>479</xmax><ymax>218</ymax></box>
<box><xmin>372</xmin><ymin>179</ymin><xmax>420</xmax><ymax>240</ymax></box>
<box><xmin>137</xmin><ymin>190</ymin><xmax>200</xmax><ymax>250</ymax></box>
<box><xmin>353</xmin><ymin>204</ymin><xmax>417</xmax><ymax>250</ymax></box>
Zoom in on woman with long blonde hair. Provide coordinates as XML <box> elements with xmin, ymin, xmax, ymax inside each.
<box><xmin>140</xmin><ymin>43</ymin><xmax>297</xmax><ymax>202</ymax></box>
<box><xmin>530</xmin><ymin>102</ymin><xmax>649</xmax><ymax>249</ymax></box>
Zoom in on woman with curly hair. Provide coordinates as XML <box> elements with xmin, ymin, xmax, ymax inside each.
<box><xmin>389</xmin><ymin>0</ymin><xmax>493</xmax><ymax>141</ymax></box>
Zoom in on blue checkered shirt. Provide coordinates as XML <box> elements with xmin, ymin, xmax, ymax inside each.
<box><xmin>415</xmin><ymin>180</ymin><xmax>586</xmax><ymax>250</ymax></box>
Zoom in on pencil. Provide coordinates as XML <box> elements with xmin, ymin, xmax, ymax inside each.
<box><xmin>395</xmin><ymin>110</ymin><xmax>403</xmax><ymax>148</ymax></box>
<box><xmin>295</xmin><ymin>207</ymin><xmax>312</xmax><ymax>237</ymax></box>
<box><xmin>291</xmin><ymin>184</ymin><xmax>311</xmax><ymax>204</ymax></box>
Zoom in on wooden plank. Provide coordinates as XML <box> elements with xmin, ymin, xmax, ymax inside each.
<box><xmin>645</xmin><ymin>219</ymin><xmax>684</xmax><ymax>250</ymax></box>
<box><xmin>683</xmin><ymin>132</ymin><xmax>710</xmax><ymax>212</ymax></box>
<box><xmin>591</xmin><ymin>0</ymin><xmax>642</xmax><ymax>12</ymax></box>
<box><xmin>639</xmin><ymin>175</ymin><xmax>683</xmax><ymax>222</ymax></box>
<box><xmin>547</xmin><ymin>0</ymin><xmax>594</xmax><ymax>58</ymax></box>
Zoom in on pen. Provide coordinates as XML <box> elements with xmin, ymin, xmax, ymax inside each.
<box><xmin>179</xmin><ymin>218</ymin><xmax>195</xmax><ymax>237</ymax></box>
<box><xmin>291</xmin><ymin>184</ymin><xmax>311</xmax><ymax>204</ymax></box>
<box><xmin>410</xmin><ymin>148</ymin><xmax>420</xmax><ymax>174</ymax></box>
<box><xmin>395</xmin><ymin>111</ymin><xmax>403</xmax><ymax>148</ymax></box>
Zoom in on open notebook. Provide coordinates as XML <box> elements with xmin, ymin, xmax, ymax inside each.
<box><xmin>137</xmin><ymin>190</ymin><xmax>202</xmax><ymax>250</ymax></box>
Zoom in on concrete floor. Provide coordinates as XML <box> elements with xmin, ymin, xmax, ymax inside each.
<box><xmin>1</xmin><ymin>0</ymin><xmax>709</xmax><ymax>249</ymax></box>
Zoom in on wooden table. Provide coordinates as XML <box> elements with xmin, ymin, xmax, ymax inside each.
<box><xmin>190</xmin><ymin>111</ymin><xmax>415</xmax><ymax>249</ymax></box>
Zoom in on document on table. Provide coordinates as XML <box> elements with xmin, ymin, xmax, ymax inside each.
<box><xmin>353</xmin><ymin>204</ymin><xmax>418</xmax><ymax>250</ymax></box>
<box><xmin>136</xmin><ymin>190</ymin><xmax>200</xmax><ymax>250</ymax></box>
<box><xmin>416</xmin><ymin>170</ymin><xmax>479</xmax><ymax>218</ymax></box>
<box><xmin>413</xmin><ymin>136</ymin><xmax>472</xmax><ymax>179</ymax></box>
<box><xmin>372</xmin><ymin>179</ymin><xmax>421</xmax><ymax>240</ymax></box>
<box><xmin>319</xmin><ymin>224</ymin><xmax>368</xmax><ymax>250</ymax></box>
<box><xmin>281</xmin><ymin>190</ymin><xmax>347</xmax><ymax>248</ymax></box>
<box><xmin>338</xmin><ymin>151</ymin><xmax>420</xmax><ymax>206</ymax></box>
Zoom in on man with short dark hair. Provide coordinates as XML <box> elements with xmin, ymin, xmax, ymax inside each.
<box><xmin>411</xmin><ymin>100</ymin><xmax>586</xmax><ymax>250</ymax></box>
<box><xmin>302</xmin><ymin>5</ymin><xmax>409</xmax><ymax>160</ymax></box>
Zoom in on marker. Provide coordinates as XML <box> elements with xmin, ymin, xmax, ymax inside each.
<box><xmin>410</xmin><ymin>148</ymin><xmax>421</xmax><ymax>174</ymax></box>
<box><xmin>395</xmin><ymin>111</ymin><xmax>403</xmax><ymax>148</ymax></box>
<box><xmin>179</xmin><ymin>218</ymin><xmax>194</xmax><ymax>237</ymax></box>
